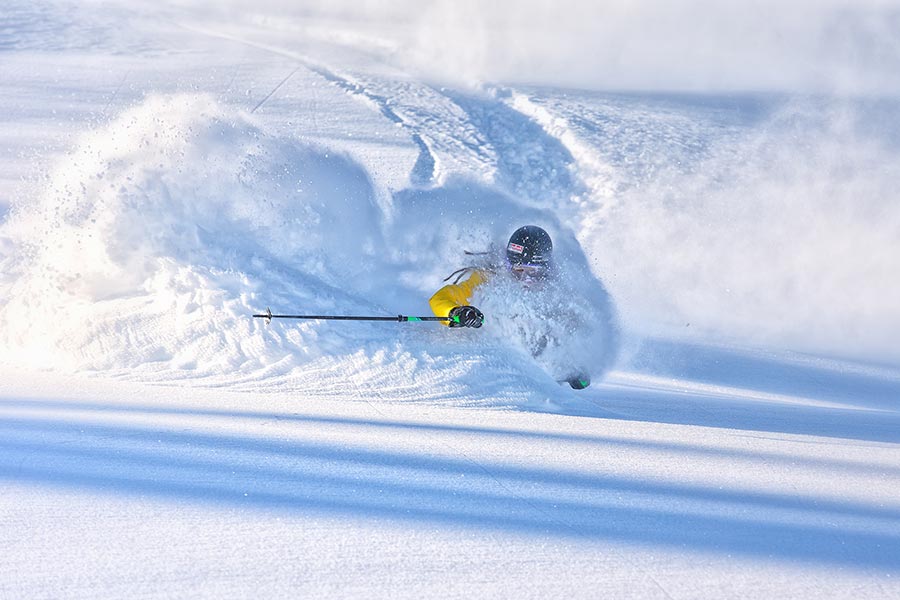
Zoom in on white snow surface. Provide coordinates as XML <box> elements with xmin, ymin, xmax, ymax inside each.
<box><xmin>1</xmin><ymin>1</ymin><xmax>900</xmax><ymax>598</ymax></box>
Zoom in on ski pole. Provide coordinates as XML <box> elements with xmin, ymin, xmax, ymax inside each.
<box><xmin>253</xmin><ymin>307</ymin><xmax>457</xmax><ymax>324</ymax></box>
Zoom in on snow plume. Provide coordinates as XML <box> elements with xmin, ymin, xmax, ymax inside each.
<box><xmin>0</xmin><ymin>94</ymin><xmax>618</xmax><ymax>397</ymax></box>
<box><xmin>476</xmin><ymin>271</ymin><xmax>617</xmax><ymax>384</ymax></box>
<box><xmin>585</xmin><ymin>99</ymin><xmax>900</xmax><ymax>364</ymax></box>
<box><xmin>0</xmin><ymin>94</ymin><xmax>386</xmax><ymax>374</ymax></box>
<box><xmin>407</xmin><ymin>0</ymin><xmax>900</xmax><ymax>96</ymax></box>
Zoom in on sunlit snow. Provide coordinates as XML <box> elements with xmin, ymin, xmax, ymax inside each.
<box><xmin>1</xmin><ymin>1</ymin><xmax>899</xmax><ymax>598</ymax></box>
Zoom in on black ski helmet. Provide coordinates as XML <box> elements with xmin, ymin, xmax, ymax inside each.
<box><xmin>506</xmin><ymin>225</ymin><xmax>552</xmax><ymax>266</ymax></box>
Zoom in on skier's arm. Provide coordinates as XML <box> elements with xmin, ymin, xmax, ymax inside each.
<box><xmin>429</xmin><ymin>270</ymin><xmax>487</xmax><ymax>326</ymax></box>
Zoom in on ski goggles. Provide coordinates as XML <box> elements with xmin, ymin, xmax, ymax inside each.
<box><xmin>510</xmin><ymin>262</ymin><xmax>549</xmax><ymax>279</ymax></box>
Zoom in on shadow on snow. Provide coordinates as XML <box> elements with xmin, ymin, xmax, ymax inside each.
<box><xmin>592</xmin><ymin>338</ymin><xmax>900</xmax><ymax>444</ymax></box>
<box><xmin>1</xmin><ymin>395</ymin><xmax>898</xmax><ymax>572</ymax></box>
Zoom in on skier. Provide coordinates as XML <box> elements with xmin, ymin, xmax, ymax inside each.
<box><xmin>429</xmin><ymin>225</ymin><xmax>592</xmax><ymax>390</ymax></box>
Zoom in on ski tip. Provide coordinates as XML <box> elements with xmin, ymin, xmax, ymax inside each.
<box><xmin>557</xmin><ymin>377</ymin><xmax>591</xmax><ymax>390</ymax></box>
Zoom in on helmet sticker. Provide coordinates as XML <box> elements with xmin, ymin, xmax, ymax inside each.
<box><xmin>508</xmin><ymin>242</ymin><xmax>524</xmax><ymax>254</ymax></box>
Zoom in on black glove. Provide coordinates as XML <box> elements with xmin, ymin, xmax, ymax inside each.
<box><xmin>448</xmin><ymin>305</ymin><xmax>484</xmax><ymax>328</ymax></box>
<box><xmin>567</xmin><ymin>374</ymin><xmax>590</xmax><ymax>390</ymax></box>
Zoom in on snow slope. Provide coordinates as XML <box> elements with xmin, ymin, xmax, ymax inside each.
<box><xmin>1</xmin><ymin>1</ymin><xmax>899</xmax><ymax>598</ymax></box>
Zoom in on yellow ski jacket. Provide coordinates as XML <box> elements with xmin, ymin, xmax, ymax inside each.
<box><xmin>429</xmin><ymin>269</ymin><xmax>489</xmax><ymax>325</ymax></box>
